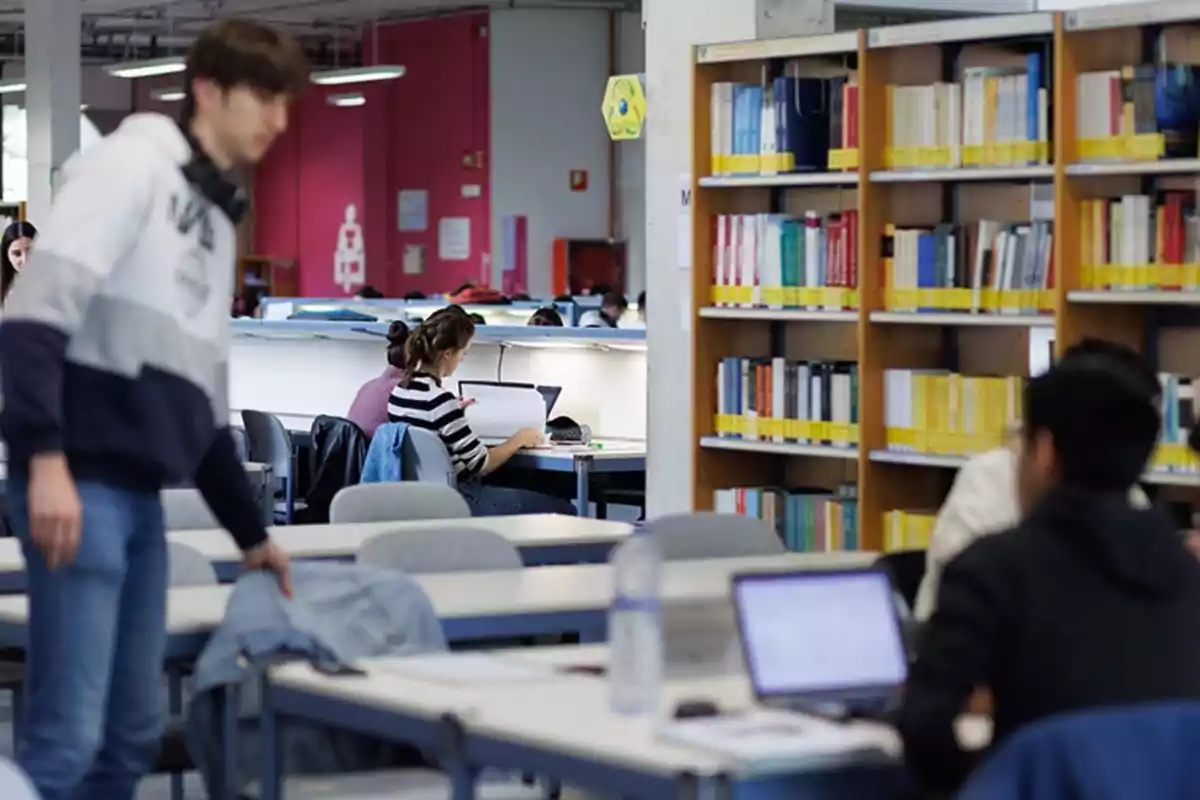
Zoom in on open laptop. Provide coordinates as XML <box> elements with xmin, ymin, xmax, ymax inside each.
<box><xmin>731</xmin><ymin>568</ymin><xmax>908</xmax><ymax>721</ymax></box>
<box><xmin>457</xmin><ymin>380</ymin><xmax>562</xmax><ymax>416</ymax></box>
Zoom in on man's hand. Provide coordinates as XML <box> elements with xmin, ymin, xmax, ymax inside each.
<box><xmin>242</xmin><ymin>539</ymin><xmax>293</xmax><ymax>598</ymax></box>
<box><xmin>28</xmin><ymin>453</ymin><xmax>82</xmax><ymax>570</ymax></box>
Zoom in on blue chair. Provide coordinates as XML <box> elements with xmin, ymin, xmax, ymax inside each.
<box><xmin>960</xmin><ymin>702</ymin><xmax>1200</xmax><ymax>799</ymax></box>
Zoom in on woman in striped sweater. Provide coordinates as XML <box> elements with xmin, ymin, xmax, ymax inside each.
<box><xmin>388</xmin><ymin>305</ymin><xmax>576</xmax><ymax>516</ymax></box>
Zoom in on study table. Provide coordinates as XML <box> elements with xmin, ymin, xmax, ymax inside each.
<box><xmin>260</xmin><ymin>647</ymin><xmax>898</xmax><ymax>800</ymax></box>
<box><xmin>0</xmin><ymin>514</ymin><xmax>632</xmax><ymax>591</ymax></box>
<box><xmin>263</xmin><ymin>644</ymin><xmax>993</xmax><ymax>800</ymax></box>
<box><xmin>236</xmin><ymin>410</ymin><xmax>647</xmax><ymax>518</ymax></box>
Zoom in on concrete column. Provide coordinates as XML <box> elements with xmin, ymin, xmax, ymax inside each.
<box><xmin>643</xmin><ymin>0</ymin><xmax>832</xmax><ymax>515</ymax></box>
<box><xmin>25</xmin><ymin>0</ymin><xmax>82</xmax><ymax>222</ymax></box>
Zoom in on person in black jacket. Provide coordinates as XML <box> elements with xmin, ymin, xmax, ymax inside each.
<box><xmin>899</xmin><ymin>339</ymin><xmax>1200</xmax><ymax>792</ymax></box>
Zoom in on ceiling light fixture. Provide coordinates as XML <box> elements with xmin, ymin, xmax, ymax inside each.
<box><xmin>150</xmin><ymin>87</ymin><xmax>185</xmax><ymax>102</ymax></box>
<box><xmin>311</xmin><ymin>65</ymin><xmax>405</xmax><ymax>86</ymax></box>
<box><xmin>327</xmin><ymin>91</ymin><xmax>366</xmax><ymax>108</ymax></box>
<box><xmin>105</xmin><ymin>56</ymin><xmax>186</xmax><ymax>79</ymax></box>
<box><xmin>0</xmin><ymin>78</ymin><xmax>25</xmax><ymax>95</ymax></box>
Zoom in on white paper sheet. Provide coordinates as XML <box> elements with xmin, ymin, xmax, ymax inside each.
<box><xmin>461</xmin><ymin>384</ymin><xmax>547</xmax><ymax>443</ymax></box>
<box><xmin>374</xmin><ymin>653</ymin><xmax>555</xmax><ymax>685</ymax></box>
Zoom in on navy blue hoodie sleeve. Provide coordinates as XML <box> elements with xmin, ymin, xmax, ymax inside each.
<box><xmin>193</xmin><ymin>428</ymin><xmax>268</xmax><ymax>551</ymax></box>
<box><xmin>0</xmin><ymin>142</ymin><xmax>151</xmax><ymax>459</ymax></box>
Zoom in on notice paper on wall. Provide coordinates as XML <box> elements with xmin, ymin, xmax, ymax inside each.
<box><xmin>402</xmin><ymin>244</ymin><xmax>425</xmax><ymax>275</ymax></box>
<box><xmin>439</xmin><ymin>217</ymin><xmax>471</xmax><ymax>261</ymax></box>
<box><xmin>678</xmin><ymin>173</ymin><xmax>692</xmax><ymax>271</ymax></box>
<box><xmin>460</xmin><ymin>384</ymin><xmax>547</xmax><ymax>444</ymax></box>
<box><xmin>397</xmin><ymin>189</ymin><xmax>428</xmax><ymax>232</ymax></box>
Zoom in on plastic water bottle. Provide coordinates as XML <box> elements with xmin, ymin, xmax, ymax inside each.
<box><xmin>608</xmin><ymin>527</ymin><xmax>663</xmax><ymax>715</ymax></box>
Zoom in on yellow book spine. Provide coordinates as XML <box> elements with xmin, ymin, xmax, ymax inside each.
<box><xmin>984</xmin><ymin>78</ymin><xmax>998</xmax><ymax>161</ymax></box>
<box><xmin>1080</xmin><ymin>199</ymin><xmax>1093</xmax><ymax>287</ymax></box>
<box><xmin>913</xmin><ymin>373</ymin><xmax>929</xmax><ymax>453</ymax></box>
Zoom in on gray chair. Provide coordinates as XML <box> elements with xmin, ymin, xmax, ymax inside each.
<box><xmin>401</xmin><ymin>427</ymin><xmax>459</xmax><ymax>486</ymax></box>
<box><xmin>161</xmin><ymin>488</ymin><xmax>219</xmax><ymax>531</ymax></box>
<box><xmin>330</xmin><ymin>482</ymin><xmax>470</xmax><ymax>524</ymax></box>
<box><xmin>167</xmin><ymin>541</ymin><xmax>219</xmax><ymax>587</ymax></box>
<box><xmin>241</xmin><ymin>410</ymin><xmax>304</xmax><ymax>524</ymax></box>
<box><xmin>356</xmin><ymin>526</ymin><xmax>523</xmax><ymax>574</ymax></box>
<box><xmin>642</xmin><ymin>512</ymin><xmax>786</xmax><ymax>560</ymax></box>
<box><xmin>231</xmin><ymin>427</ymin><xmax>250</xmax><ymax>462</ymax></box>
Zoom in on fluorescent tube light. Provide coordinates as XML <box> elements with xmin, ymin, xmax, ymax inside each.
<box><xmin>0</xmin><ymin>79</ymin><xmax>25</xmax><ymax>95</ymax></box>
<box><xmin>327</xmin><ymin>92</ymin><xmax>366</xmax><ymax>108</ymax></box>
<box><xmin>106</xmin><ymin>56</ymin><xmax>186</xmax><ymax>79</ymax></box>
<box><xmin>311</xmin><ymin>65</ymin><xmax>405</xmax><ymax>86</ymax></box>
<box><xmin>150</xmin><ymin>87</ymin><xmax>186</xmax><ymax>102</ymax></box>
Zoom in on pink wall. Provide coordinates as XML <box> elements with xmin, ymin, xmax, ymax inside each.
<box><xmin>255</xmin><ymin>13</ymin><xmax>491</xmax><ymax>298</ymax></box>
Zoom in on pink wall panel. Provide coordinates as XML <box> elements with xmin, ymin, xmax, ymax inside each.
<box><xmin>254</xmin><ymin>13</ymin><xmax>491</xmax><ymax>298</ymax></box>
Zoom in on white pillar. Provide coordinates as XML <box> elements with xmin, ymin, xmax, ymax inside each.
<box><xmin>25</xmin><ymin>0</ymin><xmax>81</xmax><ymax>223</ymax></box>
<box><xmin>643</xmin><ymin>0</ymin><xmax>832</xmax><ymax>516</ymax></box>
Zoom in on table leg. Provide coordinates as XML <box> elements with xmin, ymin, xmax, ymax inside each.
<box><xmin>573</xmin><ymin>457</ymin><xmax>592</xmax><ymax>518</ymax></box>
<box><xmin>259</xmin><ymin>677</ymin><xmax>283</xmax><ymax>800</ymax></box>
<box><xmin>440</xmin><ymin>713</ymin><xmax>477</xmax><ymax>800</ymax></box>
<box><xmin>167</xmin><ymin>665</ymin><xmax>184</xmax><ymax>800</ymax></box>
<box><xmin>218</xmin><ymin>685</ymin><xmax>239</xmax><ymax>800</ymax></box>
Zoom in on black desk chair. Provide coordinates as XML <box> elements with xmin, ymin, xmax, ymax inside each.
<box><xmin>875</xmin><ymin>549</ymin><xmax>927</xmax><ymax>612</ymax></box>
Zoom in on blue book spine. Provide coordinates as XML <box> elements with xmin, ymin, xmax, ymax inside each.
<box><xmin>773</xmin><ymin>77</ymin><xmax>787</xmax><ymax>170</ymax></box>
<box><xmin>747</xmin><ymin>85</ymin><xmax>763</xmax><ymax>174</ymax></box>
<box><xmin>917</xmin><ymin>233</ymin><xmax>937</xmax><ymax>312</ymax></box>
<box><xmin>1026</xmin><ymin>52</ymin><xmax>1042</xmax><ymax>164</ymax></box>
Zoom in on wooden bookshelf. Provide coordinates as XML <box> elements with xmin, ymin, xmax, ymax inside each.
<box><xmin>690</xmin><ymin>4</ymin><xmax>1200</xmax><ymax>554</ymax></box>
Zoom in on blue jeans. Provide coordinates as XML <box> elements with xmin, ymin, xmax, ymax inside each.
<box><xmin>8</xmin><ymin>479</ymin><xmax>167</xmax><ymax>800</ymax></box>
<box><xmin>459</xmin><ymin>482</ymin><xmax>577</xmax><ymax>516</ymax></box>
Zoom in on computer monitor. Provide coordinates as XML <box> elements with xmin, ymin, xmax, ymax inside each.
<box><xmin>732</xmin><ymin>569</ymin><xmax>908</xmax><ymax>701</ymax></box>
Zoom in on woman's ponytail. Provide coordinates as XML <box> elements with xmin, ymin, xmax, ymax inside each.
<box><xmin>399</xmin><ymin>305</ymin><xmax>475</xmax><ymax>386</ymax></box>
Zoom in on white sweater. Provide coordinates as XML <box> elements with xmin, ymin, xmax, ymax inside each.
<box><xmin>913</xmin><ymin>447</ymin><xmax>1149</xmax><ymax>621</ymax></box>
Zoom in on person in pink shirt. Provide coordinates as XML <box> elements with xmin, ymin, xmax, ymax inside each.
<box><xmin>347</xmin><ymin>320</ymin><xmax>408</xmax><ymax>436</ymax></box>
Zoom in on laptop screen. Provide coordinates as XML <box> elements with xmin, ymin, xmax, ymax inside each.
<box><xmin>733</xmin><ymin>570</ymin><xmax>908</xmax><ymax>698</ymax></box>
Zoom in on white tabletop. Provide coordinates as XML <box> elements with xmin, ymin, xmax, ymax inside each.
<box><xmin>518</xmin><ymin>439</ymin><xmax>646</xmax><ymax>461</ymax></box>
<box><xmin>0</xmin><ymin>461</ymin><xmax>268</xmax><ymax>482</ymax></box>
<box><xmin>0</xmin><ymin>514</ymin><xmax>632</xmax><ymax>573</ymax></box>
<box><xmin>0</xmin><ymin>550</ymin><xmax>876</xmax><ymax>635</ymax></box>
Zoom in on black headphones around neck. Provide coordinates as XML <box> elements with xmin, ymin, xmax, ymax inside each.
<box><xmin>178</xmin><ymin>125</ymin><xmax>250</xmax><ymax>225</ymax></box>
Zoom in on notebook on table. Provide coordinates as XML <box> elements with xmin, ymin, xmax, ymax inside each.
<box><xmin>731</xmin><ymin>568</ymin><xmax>908</xmax><ymax>722</ymax></box>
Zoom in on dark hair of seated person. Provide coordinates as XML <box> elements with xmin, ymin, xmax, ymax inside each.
<box><xmin>356</xmin><ymin>285</ymin><xmax>384</xmax><ymax>299</ymax></box>
<box><xmin>403</xmin><ymin>290</ymin><xmax>426</xmax><ymax>300</ymax></box>
<box><xmin>385</xmin><ymin>320</ymin><xmax>409</xmax><ymax>369</ymax></box>
<box><xmin>589</xmin><ymin>283</ymin><xmax>613</xmax><ymax>296</ymax></box>
<box><xmin>469</xmin><ymin>313</ymin><xmax>486</xmax><ymax>325</ymax></box>
<box><xmin>527</xmin><ymin>307</ymin><xmax>564</xmax><ymax>327</ymax></box>
<box><xmin>553</xmin><ymin>294</ymin><xmax>575</xmax><ymax>304</ymax></box>
<box><xmin>510</xmin><ymin>292</ymin><xmax>533</xmax><ymax>302</ymax></box>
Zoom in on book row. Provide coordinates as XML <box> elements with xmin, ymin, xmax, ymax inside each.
<box><xmin>884</xmin><ymin>220</ymin><xmax>1054</xmax><ymax>315</ymax></box>
<box><xmin>711</xmin><ymin>212</ymin><xmax>859</xmax><ymax>310</ymax></box>
<box><xmin>716</xmin><ymin>358</ymin><xmax>859</xmax><ymax>448</ymax></box>
<box><xmin>714</xmin><ymin>484</ymin><xmax>861</xmax><ymax>552</ymax></box>
<box><xmin>886</xmin><ymin>54</ymin><xmax>1049</xmax><ymax>170</ymax></box>
<box><xmin>883</xmin><ymin>509</ymin><xmax>937</xmax><ymax>553</ymax></box>
<box><xmin>1079</xmin><ymin>194</ymin><xmax>1200</xmax><ymax>291</ymax></box>
<box><xmin>709</xmin><ymin>72</ymin><xmax>859</xmax><ymax>177</ymax></box>
<box><xmin>883</xmin><ymin>370</ymin><xmax>1023</xmax><ymax>457</ymax></box>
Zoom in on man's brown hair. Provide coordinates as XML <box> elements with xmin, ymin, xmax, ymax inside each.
<box><xmin>183</xmin><ymin>19</ymin><xmax>310</xmax><ymax>120</ymax></box>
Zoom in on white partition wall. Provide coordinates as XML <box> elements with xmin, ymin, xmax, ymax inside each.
<box><xmin>230</xmin><ymin>338</ymin><xmax>647</xmax><ymax>441</ymax></box>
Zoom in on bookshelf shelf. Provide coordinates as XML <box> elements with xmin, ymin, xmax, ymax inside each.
<box><xmin>870</xmin><ymin>166</ymin><xmax>1054</xmax><ymax>184</ymax></box>
<box><xmin>699</xmin><ymin>307</ymin><xmax>858</xmax><ymax>322</ymax></box>
<box><xmin>1068</xmin><ymin>291</ymin><xmax>1200</xmax><ymax>306</ymax></box>
<box><xmin>699</xmin><ymin>436</ymin><xmax>859</xmax><ymax>460</ymax></box>
<box><xmin>868</xmin><ymin>451</ymin><xmax>968</xmax><ymax>470</ymax></box>
<box><xmin>869</xmin><ymin>311</ymin><xmax>1053</xmax><ymax>327</ymax></box>
<box><xmin>698</xmin><ymin>173</ymin><xmax>859</xmax><ymax>188</ymax></box>
<box><xmin>692</xmin><ymin>9</ymin><xmax>1200</xmax><ymax>554</ymax></box>
<box><xmin>1064</xmin><ymin>158</ymin><xmax>1200</xmax><ymax>178</ymax></box>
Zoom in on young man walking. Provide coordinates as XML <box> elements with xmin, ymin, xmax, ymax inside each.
<box><xmin>0</xmin><ymin>21</ymin><xmax>308</xmax><ymax>800</ymax></box>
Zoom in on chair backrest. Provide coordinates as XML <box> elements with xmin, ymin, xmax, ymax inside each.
<box><xmin>240</xmin><ymin>410</ymin><xmax>295</xmax><ymax>478</ymax></box>
<box><xmin>356</xmin><ymin>526</ymin><xmax>523</xmax><ymax>573</ymax></box>
<box><xmin>161</xmin><ymin>488</ymin><xmax>219</xmax><ymax>530</ymax></box>
<box><xmin>305</xmin><ymin>415</ymin><xmax>371</xmax><ymax>523</ymax></box>
<box><xmin>231</xmin><ymin>427</ymin><xmax>250</xmax><ymax>462</ymax></box>
<box><xmin>167</xmin><ymin>541</ymin><xmax>219</xmax><ymax>586</ymax></box>
<box><xmin>329</xmin><ymin>482</ymin><xmax>470</xmax><ymax>524</ymax></box>
<box><xmin>401</xmin><ymin>427</ymin><xmax>458</xmax><ymax>486</ymax></box>
<box><xmin>874</xmin><ymin>550</ymin><xmax>927</xmax><ymax>611</ymax></box>
<box><xmin>642</xmin><ymin>512</ymin><xmax>786</xmax><ymax>560</ymax></box>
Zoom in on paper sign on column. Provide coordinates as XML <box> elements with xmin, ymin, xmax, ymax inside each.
<box><xmin>677</xmin><ymin>173</ymin><xmax>692</xmax><ymax>271</ymax></box>
<box><xmin>438</xmin><ymin>217</ymin><xmax>471</xmax><ymax>261</ymax></box>
<box><xmin>397</xmin><ymin>189</ymin><xmax>428</xmax><ymax>232</ymax></box>
<box><xmin>461</xmin><ymin>385</ymin><xmax>547</xmax><ymax>443</ymax></box>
